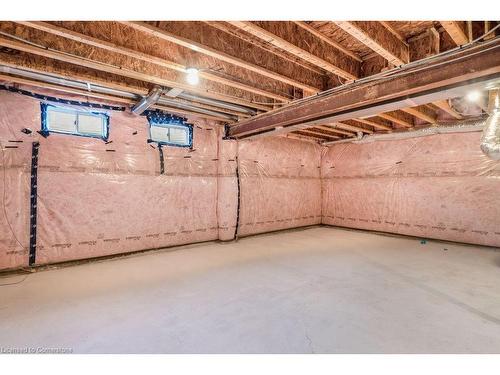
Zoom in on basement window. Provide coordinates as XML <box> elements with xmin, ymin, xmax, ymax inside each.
<box><xmin>147</xmin><ymin>112</ymin><xmax>193</xmax><ymax>148</ymax></box>
<box><xmin>41</xmin><ymin>104</ymin><xmax>109</xmax><ymax>141</ymax></box>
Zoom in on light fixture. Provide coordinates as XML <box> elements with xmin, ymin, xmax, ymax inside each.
<box><xmin>186</xmin><ymin>68</ymin><xmax>199</xmax><ymax>85</ymax></box>
<box><xmin>466</xmin><ymin>90</ymin><xmax>481</xmax><ymax>102</ymax></box>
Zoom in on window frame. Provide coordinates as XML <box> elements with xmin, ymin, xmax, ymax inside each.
<box><xmin>41</xmin><ymin>103</ymin><xmax>110</xmax><ymax>141</ymax></box>
<box><xmin>148</xmin><ymin>119</ymin><xmax>193</xmax><ymax>148</ymax></box>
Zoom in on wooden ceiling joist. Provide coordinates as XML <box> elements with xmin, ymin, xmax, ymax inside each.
<box><xmin>226</xmin><ymin>21</ymin><xmax>360</xmax><ymax>81</ymax></box>
<box><xmin>0</xmin><ymin>73</ymin><xmax>240</xmax><ymax>122</ymax></box>
<box><xmin>16</xmin><ymin>21</ymin><xmax>290</xmax><ymax>103</ymax></box>
<box><xmin>0</xmin><ymin>34</ymin><xmax>273</xmax><ymax>113</ymax></box>
<box><xmin>121</xmin><ymin>21</ymin><xmax>321</xmax><ymax>93</ymax></box>
<box><xmin>353</xmin><ymin>118</ymin><xmax>393</xmax><ymax>131</ymax></box>
<box><xmin>313</xmin><ymin>125</ymin><xmax>356</xmax><ymax>137</ymax></box>
<box><xmin>440</xmin><ymin>21</ymin><xmax>469</xmax><ymax>46</ymax></box>
<box><xmin>295</xmin><ymin>129</ymin><xmax>340</xmax><ymax>140</ymax></box>
<box><xmin>432</xmin><ymin>100</ymin><xmax>463</xmax><ymax>120</ymax></box>
<box><xmin>333</xmin><ymin>121</ymin><xmax>374</xmax><ymax>134</ymax></box>
<box><xmin>205</xmin><ymin>21</ymin><xmax>325</xmax><ymax>75</ymax></box>
<box><xmin>378</xmin><ymin>111</ymin><xmax>413</xmax><ymax>128</ymax></box>
<box><xmin>335</xmin><ymin>21</ymin><xmax>410</xmax><ymax>66</ymax></box>
<box><xmin>401</xmin><ymin>106</ymin><xmax>437</xmax><ymax>124</ymax></box>
<box><xmin>293</xmin><ymin>21</ymin><xmax>363</xmax><ymax>62</ymax></box>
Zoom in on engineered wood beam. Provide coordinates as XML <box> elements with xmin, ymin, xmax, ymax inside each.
<box><xmin>17</xmin><ymin>21</ymin><xmax>289</xmax><ymax>103</ymax></box>
<box><xmin>335</xmin><ymin>21</ymin><xmax>410</xmax><ymax>66</ymax></box>
<box><xmin>440</xmin><ymin>21</ymin><xmax>469</xmax><ymax>46</ymax></box>
<box><xmin>227</xmin><ymin>21</ymin><xmax>359</xmax><ymax>81</ymax></box>
<box><xmin>228</xmin><ymin>38</ymin><xmax>500</xmax><ymax>138</ymax></box>
<box><xmin>121</xmin><ymin>21</ymin><xmax>322</xmax><ymax>93</ymax></box>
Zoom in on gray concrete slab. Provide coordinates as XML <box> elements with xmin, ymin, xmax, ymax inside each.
<box><xmin>1</xmin><ymin>227</ymin><xmax>500</xmax><ymax>353</ymax></box>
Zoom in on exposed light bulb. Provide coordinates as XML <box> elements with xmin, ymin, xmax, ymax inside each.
<box><xmin>466</xmin><ymin>90</ymin><xmax>481</xmax><ymax>102</ymax></box>
<box><xmin>186</xmin><ymin>68</ymin><xmax>199</xmax><ymax>85</ymax></box>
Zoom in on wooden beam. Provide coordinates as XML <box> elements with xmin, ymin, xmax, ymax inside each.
<box><xmin>335</xmin><ymin>21</ymin><xmax>409</xmax><ymax>66</ymax></box>
<box><xmin>0</xmin><ymin>34</ymin><xmax>272</xmax><ymax>112</ymax></box>
<box><xmin>353</xmin><ymin>118</ymin><xmax>393</xmax><ymax>131</ymax></box>
<box><xmin>378</xmin><ymin>112</ymin><xmax>413</xmax><ymax>128</ymax></box>
<box><xmin>121</xmin><ymin>21</ymin><xmax>321</xmax><ymax>93</ymax></box>
<box><xmin>0</xmin><ymin>73</ymin><xmax>133</xmax><ymax>104</ymax></box>
<box><xmin>0</xmin><ymin>50</ymin><xmax>271</xmax><ymax>122</ymax></box>
<box><xmin>432</xmin><ymin>100</ymin><xmax>463</xmax><ymax>119</ymax></box>
<box><xmin>227</xmin><ymin>21</ymin><xmax>359</xmax><ymax>81</ymax></box>
<box><xmin>0</xmin><ymin>73</ymin><xmax>235</xmax><ymax>122</ymax></box>
<box><xmin>17</xmin><ymin>21</ymin><xmax>290</xmax><ymax>103</ymax></box>
<box><xmin>292</xmin><ymin>21</ymin><xmax>363</xmax><ymax>62</ymax></box>
<box><xmin>205</xmin><ymin>21</ymin><xmax>325</xmax><ymax>76</ymax></box>
<box><xmin>440</xmin><ymin>21</ymin><xmax>469</xmax><ymax>46</ymax></box>
<box><xmin>283</xmin><ymin>133</ymin><xmax>321</xmax><ymax>144</ymax></box>
<box><xmin>379</xmin><ymin>22</ymin><xmax>408</xmax><ymax>46</ymax></box>
<box><xmin>409</xmin><ymin>27</ymin><xmax>440</xmax><ymax>61</ymax></box>
<box><xmin>228</xmin><ymin>38</ymin><xmax>500</xmax><ymax>138</ymax></box>
<box><xmin>401</xmin><ymin>106</ymin><xmax>437</xmax><ymax>124</ymax></box>
<box><xmin>334</xmin><ymin>121</ymin><xmax>374</xmax><ymax>134</ymax></box>
<box><xmin>313</xmin><ymin>125</ymin><xmax>356</xmax><ymax>137</ymax></box>
<box><xmin>295</xmin><ymin>129</ymin><xmax>340</xmax><ymax>140</ymax></box>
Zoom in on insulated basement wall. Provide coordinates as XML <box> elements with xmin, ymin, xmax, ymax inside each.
<box><xmin>321</xmin><ymin>132</ymin><xmax>500</xmax><ymax>247</ymax></box>
<box><xmin>0</xmin><ymin>89</ymin><xmax>322</xmax><ymax>270</ymax></box>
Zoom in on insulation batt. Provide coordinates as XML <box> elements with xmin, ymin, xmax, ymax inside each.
<box><xmin>1</xmin><ymin>88</ymin><xmax>500</xmax><ymax>271</ymax></box>
<box><xmin>321</xmin><ymin>133</ymin><xmax>500</xmax><ymax>247</ymax></box>
<box><xmin>0</xmin><ymin>90</ymin><xmax>322</xmax><ymax>270</ymax></box>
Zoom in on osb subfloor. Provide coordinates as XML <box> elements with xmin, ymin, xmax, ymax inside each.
<box><xmin>1</xmin><ymin>227</ymin><xmax>500</xmax><ymax>354</ymax></box>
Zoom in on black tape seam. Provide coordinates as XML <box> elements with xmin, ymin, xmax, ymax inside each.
<box><xmin>29</xmin><ymin>141</ymin><xmax>39</xmax><ymax>267</ymax></box>
<box><xmin>234</xmin><ymin>156</ymin><xmax>241</xmax><ymax>240</ymax></box>
<box><xmin>158</xmin><ymin>145</ymin><xmax>165</xmax><ymax>175</ymax></box>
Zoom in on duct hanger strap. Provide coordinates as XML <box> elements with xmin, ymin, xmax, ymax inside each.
<box><xmin>0</xmin><ymin>85</ymin><xmax>126</xmax><ymax>111</ymax></box>
<box><xmin>29</xmin><ymin>141</ymin><xmax>39</xmax><ymax>267</ymax></box>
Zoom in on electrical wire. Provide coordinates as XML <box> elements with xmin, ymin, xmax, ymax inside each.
<box><xmin>0</xmin><ymin>273</ymin><xmax>29</xmax><ymax>286</ymax></box>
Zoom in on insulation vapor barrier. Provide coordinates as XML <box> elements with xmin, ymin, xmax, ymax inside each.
<box><xmin>0</xmin><ymin>89</ymin><xmax>321</xmax><ymax>270</ymax></box>
<box><xmin>1</xmin><ymin>87</ymin><xmax>500</xmax><ymax>271</ymax></box>
<box><xmin>321</xmin><ymin>131</ymin><xmax>500</xmax><ymax>247</ymax></box>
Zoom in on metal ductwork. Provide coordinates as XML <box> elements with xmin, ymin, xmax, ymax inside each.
<box><xmin>131</xmin><ymin>86</ymin><xmax>164</xmax><ymax>115</ymax></box>
<box><xmin>480</xmin><ymin>89</ymin><xmax>500</xmax><ymax>160</ymax></box>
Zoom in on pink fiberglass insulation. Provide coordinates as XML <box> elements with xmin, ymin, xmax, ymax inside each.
<box><xmin>236</xmin><ymin>137</ymin><xmax>322</xmax><ymax>236</ymax></box>
<box><xmin>322</xmin><ymin>132</ymin><xmax>500</xmax><ymax>247</ymax></box>
<box><xmin>0</xmin><ymin>89</ymin><xmax>322</xmax><ymax>270</ymax></box>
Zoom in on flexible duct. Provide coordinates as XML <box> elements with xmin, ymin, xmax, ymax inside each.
<box><xmin>480</xmin><ymin>89</ymin><xmax>500</xmax><ymax>160</ymax></box>
<box><xmin>321</xmin><ymin>118</ymin><xmax>487</xmax><ymax>146</ymax></box>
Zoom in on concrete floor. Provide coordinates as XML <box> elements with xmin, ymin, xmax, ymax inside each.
<box><xmin>1</xmin><ymin>226</ymin><xmax>500</xmax><ymax>354</ymax></box>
